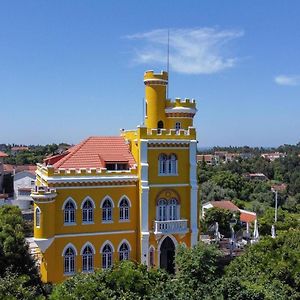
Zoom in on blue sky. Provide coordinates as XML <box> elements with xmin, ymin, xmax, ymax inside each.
<box><xmin>1</xmin><ymin>0</ymin><xmax>299</xmax><ymax>147</ymax></box>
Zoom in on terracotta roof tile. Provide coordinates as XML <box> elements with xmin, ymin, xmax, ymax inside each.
<box><xmin>51</xmin><ymin>136</ymin><xmax>136</xmax><ymax>170</ymax></box>
<box><xmin>240</xmin><ymin>210</ymin><xmax>256</xmax><ymax>223</ymax></box>
<box><xmin>209</xmin><ymin>200</ymin><xmax>239</xmax><ymax>212</ymax></box>
<box><xmin>0</xmin><ymin>151</ymin><xmax>8</xmax><ymax>158</ymax></box>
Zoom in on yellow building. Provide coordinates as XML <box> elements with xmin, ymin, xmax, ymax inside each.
<box><xmin>31</xmin><ymin>70</ymin><xmax>199</xmax><ymax>283</ymax></box>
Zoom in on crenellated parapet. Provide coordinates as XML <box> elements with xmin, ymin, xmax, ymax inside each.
<box><xmin>165</xmin><ymin>98</ymin><xmax>197</xmax><ymax>118</ymax></box>
<box><xmin>138</xmin><ymin>125</ymin><xmax>196</xmax><ymax>140</ymax></box>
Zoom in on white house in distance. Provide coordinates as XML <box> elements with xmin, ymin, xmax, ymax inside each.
<box><xmin>13</xmin><ymin>168</ymin><xmax>36</xmax><ymax>210</ymax></box>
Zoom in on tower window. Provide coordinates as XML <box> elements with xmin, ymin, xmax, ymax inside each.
<box><xmin>175</xmin><ymin>122</ymin><xmax>181</xmax><ymax>132</ymax></box>
<box><xmin>35</xmin><ymin>207</ymin><xmax>41</xmax><ymax>227</ymax></box>
<box><xmin>157</xmin><ymin>120</ymin><xmax>164</xmax><ymax>133</ymax></box>
<box><xmin>156</xmin><ymin>198</ymin><xmax>179</xmax><ymax>221</ymax></box>
<box><xmin>158</xmin><ymin>153</ymin><xmax>178</xmax><ymax>175</ymax></box>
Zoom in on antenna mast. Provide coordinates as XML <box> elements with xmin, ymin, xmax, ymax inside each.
<box><xmin>167</xmin><ymin>29</ymin><xmax>170</xmax><ymax>99</ymax></box>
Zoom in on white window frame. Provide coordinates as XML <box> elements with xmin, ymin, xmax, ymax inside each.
<box><xmin>101</xmin><ymin>197</ymin><xmax>114</xmax><ymax>223</ymax></box>
<box><xmin>101</xmin><ymin>244</ymin><xmax>113</xmax><ymax>269</ymax></box>
<box><xmin>81</xmin><ymin>197</ymin><xmax>95</xmax><ymax>224</ymax></box>
<box><xmin>81</xmin><ymin>243</ymin><xmax>95</xmax><ymax>273</ymax></box>
<box><xmin>118</xmin><ymin>196</ymin><xmax>131</xmax><ymax>222</ymax></box>
<box><xmin>118</xmin><ymin>240</ymin><xmax>131</xmax><ymax>261</ymax></box>
<box><xmin>156</xmin><ymin>198</ymin><xmax>180</xmax><ymax>221</ymax></box>
<box><xmin>63</xmin><ymin>198</ymin><xmax>77</xmax><ymax>225</ymax></box>
<box><xmin>158</xmin><ymin>153</ymin><xmax>178</xmax><ymax>176</ymax></box>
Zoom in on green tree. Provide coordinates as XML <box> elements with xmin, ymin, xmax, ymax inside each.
<box><xmin>218</xmin><ymin>229</ymin><xmax>300</xmax><ymax>300</ymax></box>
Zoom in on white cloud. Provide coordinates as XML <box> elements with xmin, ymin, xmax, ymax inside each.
<box><xmin>125</xmin><ymin>28</ymin><xmax>244</xmax><ymax>74</ymax></box>
<box><xmin>274</xmin><ymin>75</ymin><xmax>300</xmax><ymax>86</ymax></box>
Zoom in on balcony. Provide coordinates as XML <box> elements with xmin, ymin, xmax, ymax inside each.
<box><xmin>153</xmin><ymin>219</ymin><xmax>188</xmax><ymax>235</ymax></box>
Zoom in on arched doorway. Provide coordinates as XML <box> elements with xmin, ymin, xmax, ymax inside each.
<box><xmin>160</xmin><ymin>236</ymin><xmax>175</xmax><ymax>273</ymax></box>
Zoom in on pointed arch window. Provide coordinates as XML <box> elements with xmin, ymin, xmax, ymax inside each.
<box><xmin>35</xmin><ymin>207</ymin><xmax>41</xmax><ymax>227</ymax></box>
<box><xmin>175</xmin><ymin>122</ymin><xmax>181</xmax><ymax>132</ymax></box>
<box><xmin>119</xmin><ymin>198</ymin><xmax>129</xmax><ymax>221</ymax></box>
<box><xmin>119</xmin><ymin>242</ymin><xmax>130</xmax><ymax>261</ymax></box>
<box><xmin>102</xmin><ymin>244</ymin><xmax>113</xmax><ymax>269</ymax></box>
<box><xmin>82</xmin><ymin>199</ymin><xmax>94</xmax><ymax>223</ymax></box>
<box><xmin>82</xmin><ymin>245</ymin><xmax>94</xmax><ymax>272</ymax></box>
<box><xmin>158</xmin><ymin>153</ymin><xmax>177</xmax><ymax>175</ymax></box>
<box><xmin>64</xmin><ymin>247</ymin><xmax>75</xmax><ymax>274</ymax></box>
<box><xmin>64</xmin><ymin>200</ymin><xmax>76</xmax><ymax>224</ymax></box>
<box><xmin>102</xmin><ymin>198</ymin><xmax>113</xmax><ymax>222</ymax></box>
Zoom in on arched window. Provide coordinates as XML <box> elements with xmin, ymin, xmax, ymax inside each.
<box><xmin>102</xmin><ymin>244</ymin><xmax>113</xmax><ymax>269</ymax></box>
<box><xmin>157</xmin><ymin>199</ymin><xmax>167</xmax><ymax>221</ymax></box>
<box><xmin>158</xmin><ymin>154</ymin><xmax>168</xmax><ymax>174</ymax></box>
<box><xmin>149</xmin><ymin>247</ymin><xmax>155</xmax><ymax>267</ymax></box>
<box><xmin>119</xmin><ymin>242</ymin><xmax>130</xmax><ymax>261</ymax></box>
<box><xmin>119</xmin><ymin>198</ymin><xmax>129</xmax><ymax>221</ymax></box>
<box><xmin>35</xmin><ymin>207</ymin><xmax>41</xmax><ymax>227</ymax></box>
<box><xmin>175</xmin><ymin>122</ymin><xmax>181</xmax><ymax>131</ymax></box>
<box><xmin>169</xmin><ymin>154</ymin><xmax>177</xmax><ymax>174</ymax></box>
<box><xmin>157</xmin><ymin>120</ymin><xmax>164</xmax><ymax>129</ymax></box>
<box><xmin>82</xmin><ymin>199</ymin><xmax>94</xmax><ymax>223</ymax></box>
<box><xmin>169</xmin><ymin>199</ymin><xmax>178</xmax><ymax>220</ymax></box>
<box><xmin>64</xmin><ymin>200</ymin><xmax>76</xmax><ymax>224</ymax></box>
<box><xmin>156</xmin><ymin>198</ymin><xmax>179</xmax><ymax>221</ymax></box>
<box><xmin>102</xmin><ymin>198</ymin><xmax>113</xmax><ymax>222</ymax></box>
<box><xmin>82</xmin><ymin>245</ymin><xmax>94</xmax><ymax>272</ymax></box>
<box><xmin>64</xmin><ymin>247</ymin><xmax>75</xmax><ymax>274</ymax></box>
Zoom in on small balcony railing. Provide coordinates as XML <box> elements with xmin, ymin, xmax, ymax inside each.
<box><xmin>153</xmin><ymin>219</ymin><xmax>188</xmax><ymax>235</ymax></box>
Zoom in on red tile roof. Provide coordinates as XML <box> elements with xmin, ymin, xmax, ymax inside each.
<box><xmin>48</xmin><ymin>136</ymin><xmax>136</xmax><ymax>170</ymax></box>
<box><xmin>0</xmin><ymin>151</ymin><xmax>8</xmax><ymax>158</ymax></box>
<box><xmin>210</xmin><ymin>200</ymin><xmax>239</xmax><ymax>212</ymax></box>
<box><xmin>3</xmin><ymin>164</ymin><xmax>37</xmax><ymax>174</ymax></box>
<box><xmin>11</xmin><ymin>146</ymin><xmax>29</xmax><ymax>151</ymax></box>
<box><xmin>240</xmin><ymin>210</ymin><xmax>256</xmax><ymax>223</ymax></box>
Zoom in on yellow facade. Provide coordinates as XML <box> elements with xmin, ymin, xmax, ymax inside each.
<box><xmin>32</xmin><ymin>70</ymin><xmax>199</xmax><ymax>283</ymax></box>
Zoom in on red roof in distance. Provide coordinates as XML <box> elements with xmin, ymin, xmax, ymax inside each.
<box><xmin>0</xmin><ymin>151</ymin><xmax>8</xmax><ymax>158</ymax></box>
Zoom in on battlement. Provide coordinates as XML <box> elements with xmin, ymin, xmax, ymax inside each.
<box><xmin>144</xmin><ymin>70</ymin><xmax>168</xmax><ymax>84</ymax></box>
<box><xmin>166</xmin><ymin>98</ymin><xmax>196</xmax><ymax>109</ymax></box>
<box><xmin>138</xmin><ymin>126</ymin><xmax>196</xmax><ymax>139</ymax></box>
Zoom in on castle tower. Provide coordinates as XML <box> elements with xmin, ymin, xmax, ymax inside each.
<box><xmin>144</xmin><ymin>70</ymin><xmax>168</xmax><ymax>130</ymax></box>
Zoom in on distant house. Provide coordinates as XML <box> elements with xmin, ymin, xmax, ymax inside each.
<box><xmin>2</xmin><ymin>164</ymin><xmax>36</xmax><ymax>210</ymax></box>
<box><xmin>244</xmin><ymin>173</ymin><xmax>268</xmax><ymax>181</ymax></box>
<box><xmin>197</xmin><ymin>154</ymin><xmax>216</xmax><ymax>165</ymax></box>
<box><xmin>0</xmin><ymin>151</ymin><xmax>8</xmax><ymax>194</ymax></box>
<box><xmin>11</xmin><ymin>146</ymin><xmax>29</xmax><ymax>156</ymax></box>
<box><xmin>261</xmin><ymin>152</ymin><xmax>286</xmax><ymax>161</ymax></box>
<box><xmin>202</xmin><ymin>200</ymin><xmax>257</xmax><ymax>225</ymax></box>
<box><xmin>271</xmin><ymin>183</ymin><xmax>287</xmax><ymax>192</ymax></box>
<box><xmin>239</xmin><ymin>153</ymin><xmax>254</xmax><ymax>159</ymax></box>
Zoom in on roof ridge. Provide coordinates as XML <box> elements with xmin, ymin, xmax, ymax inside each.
<box><xmin>55</xmin><ymin>137</ymin><xmax>92</xmax><ymax>168</ymax></box>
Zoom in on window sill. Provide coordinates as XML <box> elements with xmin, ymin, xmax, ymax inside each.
<box><xmin>158</xmin><ymin>173</ymin><xmax>178</xmax><ymax>177</ymax></box>
<box><xmin>102</xmin><ymin>220</ymin><xmax>113</xmax><ymax>224</ymax></box>
<box><xmin>119</xmin><ymin>219</ymin><xmax>130</xmax><ymax>223</ymax></box>
<box><xmin>82</xmin><ymin>222</ymin><xmax>94</xmax><ymax>225</ymax></box>
<box><xmin>82</xmin><ymin>270</ymin><xmax>94</xmax><ymax>274</ymax></box>
<box><xmin>64</xmin><ymin>222</ymin><xmax>77</xmax><ymax>226</ymax></box>
<box><xmin>64</xmin><ymin>272</ymin><xmax>75</xmax><ymax>276</ymax></box>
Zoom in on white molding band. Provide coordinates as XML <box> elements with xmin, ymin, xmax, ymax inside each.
<box><xmin>55</xmin><ymin>185</ymin><xmax>136</xmax><ymax>190</ymax></box>
<box><xmin>55</xmin><ymin>230</ymin><xmax>135</xmax><ymax>239</ymax></box>
<box><xmin>189</xmin><ymin>140</ymin><xmax>199</xmax><ymax>246</ymax></box>
<box><xmin>149</xmin><ymin>183</ymin><xmax>189</xmax><ymax>188</ymax></box>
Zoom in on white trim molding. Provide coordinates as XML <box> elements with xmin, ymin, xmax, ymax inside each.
<box><xmin>117</xmin><ymin>195</ymin><xmax>132</xmax><ymax>207</ymax></box>
<box><xmin>80</xmin><ymin>196</ymin><xmax>96</xmax><ymax>209</ymax></box>
<box><xmin>117</xmin><ymin>239</ymin><xmax>132</xmax><ymax>251</ymax></box>
<box><xmin>61</xmin><ymin>197</ymin><xmax>78</xmax><ymax>210</ymax></box>
<box><xmin>55</xmin><ymin>230</ymin><xmax>135</xmax><ymax>239</ymax></box>
<box><xmin>80</xmin><ymin>241</ymin><xmax>96</xmax><ymax>255</ymax></box>
<box><xmin>62</xmin><ymin>242</ymin><xmax>78</xmax><ymax>256</ymax></box>
<box><xmin>100</xmin><ymin>240</ymin><xmax>115</xmax><ymax>253</ymax></box>
<box><xmin>100</xmin><ymin>195</ymin><xmax>115</xmax><ymax>208</ymax></box>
